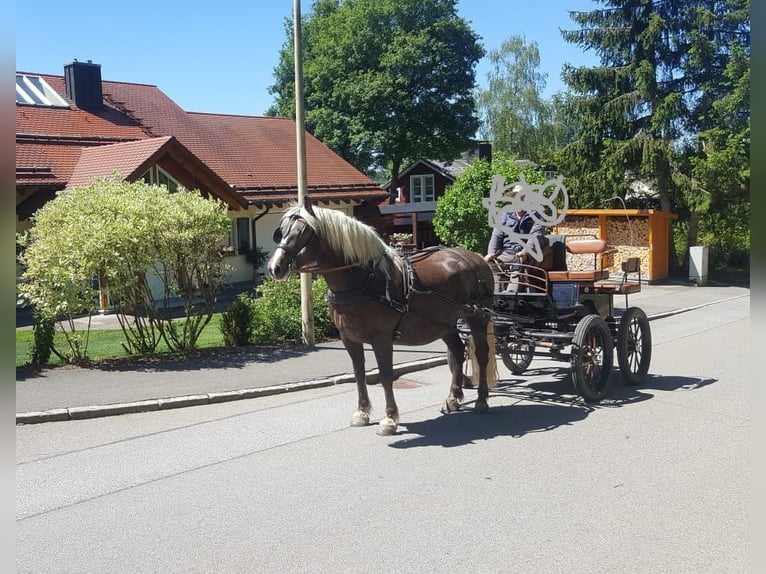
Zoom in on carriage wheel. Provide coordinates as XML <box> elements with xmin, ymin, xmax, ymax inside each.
<box><xmin>617</xmin><ymin>307</ymin><xmax>652</xmax><ymax>385</ymax></box>
<box><xmin>499</xmin><ymin>338</ymin><xmax>535</xmax><ymax>375</ymax></box>
<box><xmin>570</xmin><ymin>314</ymin><xmax>614</xmax><ymax>402</ymax></box>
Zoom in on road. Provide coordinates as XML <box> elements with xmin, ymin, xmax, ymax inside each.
<box><xmin>16</xmin><ymin>296</ymin><xmax>750</xmax><ymax>573</ymax></box>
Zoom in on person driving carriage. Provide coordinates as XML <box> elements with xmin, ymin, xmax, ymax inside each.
<box><xmin>483</xmin><ymin>184</ymin><xmax>549</xmax><ymax>291</ymax></box>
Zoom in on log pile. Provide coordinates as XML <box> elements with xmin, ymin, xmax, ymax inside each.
<box><xmin>554</xmin><ymin>215</ymin><xmax>650</xmax><ymax>276</ymax></box>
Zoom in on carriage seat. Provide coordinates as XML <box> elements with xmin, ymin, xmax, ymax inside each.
<box><xmin>593</xmin><ymin>257</ymin><xmax>642</xmax><ymax>294</ymax></box>
<box><xmin>546</xmin><ymin>239</ymin><xmax>616</xmax><ymax>282</ymax></box>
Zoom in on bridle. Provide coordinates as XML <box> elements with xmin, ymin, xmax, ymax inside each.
<box><xmin>273</xmin><ymin>212</ymin><xmax>361</xmax><ymax>274</ymax></box>
<box><xmin>273</xmin><ymin>212</ymin><xmax>315</xmax><ymax>261</ymax></box>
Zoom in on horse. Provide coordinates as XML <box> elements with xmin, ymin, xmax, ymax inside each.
<box><xmin>267</xmin><ymin>200</ymin><xmax>496</xmax><ymax>436</ymax></box>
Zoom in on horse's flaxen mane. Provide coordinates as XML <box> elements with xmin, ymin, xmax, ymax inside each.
<box><xmin>290</xmin><ymin>204</ymin><xmax>402</xmax><ymax>273</ymax></box>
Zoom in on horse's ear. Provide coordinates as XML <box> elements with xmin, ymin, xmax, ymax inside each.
<box><xmin>303</xmin><ymin>196</ymin><xmax>315</xmax><ymax>216</ymax></box>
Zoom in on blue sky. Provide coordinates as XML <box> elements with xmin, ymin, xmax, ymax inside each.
<box><xmin>16</xmin><ymin>0</ymin><xmax>600</xmax><ymax>117</ymax></box>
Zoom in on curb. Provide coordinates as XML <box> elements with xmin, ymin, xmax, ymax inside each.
<box><xmin>643</xmin><ymin>293</ymin><xmax>748</xmax><ymax>321</ymax></box>
<box><xmin>15</xmin><ymin>356</ymin><xmax>449</xmax><ymax>425</ymax></box>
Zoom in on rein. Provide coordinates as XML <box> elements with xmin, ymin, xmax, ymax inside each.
<box><xmin>294</xmin><ymin>261</ymin><xmax>362</xmax><ymax>274</ymax></box>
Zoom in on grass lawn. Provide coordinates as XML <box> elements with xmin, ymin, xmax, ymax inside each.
<box><xmin>16</xmin><ymin>314</ymin><xmax>227</xmax><ymax>368</ymax></box>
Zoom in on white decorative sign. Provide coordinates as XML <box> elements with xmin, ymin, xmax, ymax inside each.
<box><xmin>481</xmin><ymin>173</ymin><xmax>569</xmax><ymax>262</ymax></box>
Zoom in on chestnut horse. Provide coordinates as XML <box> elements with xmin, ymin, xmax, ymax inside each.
<box><xmin>268</xmin><ymin>202</ymin><xmax>495</xmax><ymax>435</ymax></box>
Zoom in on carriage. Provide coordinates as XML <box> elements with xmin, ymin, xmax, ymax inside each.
<box><xmin>459</xmin><ymin>234</ymin><xmax>652</xmax><ymax>403</ymax></box>
<box><xmin>267</xmin><ymin>179</ymin><xmax>651</xmax><ymax>435</ymax></box>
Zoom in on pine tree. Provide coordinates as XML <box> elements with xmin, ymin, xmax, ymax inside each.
<box><xmin>555</xmin><ymin>0</ymin><xmax>749</xmax><ymax>272</ymax></box>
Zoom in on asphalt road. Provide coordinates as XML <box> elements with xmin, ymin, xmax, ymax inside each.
<box><xmin>16</xmin><ymin>295</ymin><xmax>750</xmax><ymax>573</ymax></box>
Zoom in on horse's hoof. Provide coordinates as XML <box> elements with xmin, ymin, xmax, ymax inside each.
<box><xmin>441</xmin><ymin>396</ymin><xmax>462</xmax><ymax>413</ymax></box>
<box><xmin>474</xmin><ymin>400</ymin><xmax>489</xmax><ymax>414</ymax></box>
<box><xmin>350</xmin><ymin>411</ymin><xmax>370</xmax><ymax>427</ymax></box>
<box><xmin>376</xmin><ymin>418</ymin><xmax>398</xmax><ymax>436</ymax></box>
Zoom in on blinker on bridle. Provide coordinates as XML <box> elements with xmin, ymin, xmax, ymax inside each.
<box><xmin>274</xmin><ymin>213</ymin><xmax>316</xmax><ymax>261</ymax></box>
<box><xmin>273</xmin><ymin>212</ymin><xmax>363</xmax><ymax>275</ymax></box>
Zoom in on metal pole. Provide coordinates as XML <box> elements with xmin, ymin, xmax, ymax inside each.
<box><xmin>294</xmin><ymin>0</ymin><xmax>315</xmax><ymax>346</ymax></box>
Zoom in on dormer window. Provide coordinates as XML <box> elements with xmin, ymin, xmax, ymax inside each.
<box><xmin>141</xmin><ymin>166</ymin><xmax>180</xmax><ymax>193</ymax></box>
<box><xmin>16</xmin><ymin>74</ymin><xmax>69</xmax><ymax>107</ymax></box>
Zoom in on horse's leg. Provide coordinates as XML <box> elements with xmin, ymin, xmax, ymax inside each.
<box><xmin>370</xmin><ymin>340</ymin><xmax>399</xmax><ymax>436</ymax></box>
<box><xmin>342</xmin><ymin>338</ymin><xmax>371</xmax><ymax>427</ymax></box>
<box><xmin>440</xmin><ymin>330</ymin><xmax>466</xmax><ymax>413</ymax></box>
<box><xmin>468</xmin><ymin>317</ymin><xmax>491</xmax><ymax>414</ymax></box>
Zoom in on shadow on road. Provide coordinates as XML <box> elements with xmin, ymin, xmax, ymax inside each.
<box><xmin>390</xmin><ymin>372</ymin><xmax>717</xmax><ymax>449</ymax></box>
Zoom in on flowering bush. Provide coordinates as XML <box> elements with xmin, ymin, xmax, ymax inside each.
<box><xmin>390</xmin><ymin>233</ymin><xmax>413</xmax><ymax>244</ymax></box>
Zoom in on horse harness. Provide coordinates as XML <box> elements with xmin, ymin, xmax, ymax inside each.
<box><xmin>326</xmin><ymin>246</ymin><xmax>490</xmax><ymax>337</ymax></box>
<box><xmin>275</xmin><ymin>212</ymin><xmax>489</xmax><ymax>336</ymax></box>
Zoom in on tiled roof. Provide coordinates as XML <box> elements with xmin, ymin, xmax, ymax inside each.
<box><xmin>63</xmin><ymin>136</ymin><xmax>244</xmax><ymax>209</ymax></box>
<box><xmin>16</xmin><ymin>68</ymin><xmax>387</xmax><ymax>207</ymax></box>
<box><xmin>429</xmin><ymin>157</ymin><xmax>472</xmax><ymax>178</ymax></box>
<box><xmin>65</xmin><ymin>136</ymin><xmax>172</xmax><ymax>189</ymax></box>
<box><xmin>16</xmin><ymin>141</ymin><xmax>80</xmax><ymax>186</ymax></box>
<box><xmin>188</xmin><ymin>113</ymin><xmax>374</xmax><ymax>189</ymax></box>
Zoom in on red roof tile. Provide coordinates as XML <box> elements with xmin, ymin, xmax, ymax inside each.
<box><xmin>16</xmin><ymin>69</ymin><xmax>387</xmax><ymax>207</ymax></box>
<box><xmin>65</xmin><ymin>136</ymin><xmax>172</xmax><ymax>189</ymax></box>
<box><xmin>65</xmin><ymin>136</ymin><xmax>244</xmax><ymax>209</ymax></box>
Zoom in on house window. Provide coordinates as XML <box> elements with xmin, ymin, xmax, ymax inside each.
<box><xmin>157</xmin><ymin>168</ymin><xmax>179</xmax><ymax>193</ymax></box>
<box><xmin>236</xmin><ymin>218</ymin><xmax>251</xmax><ymax>254</ymax></box>
<box><xmin>16</xmin><ymin>74</ymin><xmax>69</xmax><ymax>107</ymax></box>
<box><xmin>140</xmin><ymin>166</ymin><xmax>180</xmax><ymax>193</ymax></box>
<box><xmin>410</xmin><ymin>174</ymin><xmax>435</xmax><ymax>203</ymax></box>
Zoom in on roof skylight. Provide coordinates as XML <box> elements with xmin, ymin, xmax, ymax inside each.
<box><xmin>16</xmin><ymin>74</ymin><xmax>69</xmax><ymax>107</ymax></box>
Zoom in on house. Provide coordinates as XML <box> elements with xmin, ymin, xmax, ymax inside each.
<box><xmin>16</xmin><ymin>60</ymin><xmax>388</xmax><ymax>289</ymax></box>
<box><xmin>375</xmin><ymin>143</ymin><xmax>492</xmax><ymax>249</ymax></box>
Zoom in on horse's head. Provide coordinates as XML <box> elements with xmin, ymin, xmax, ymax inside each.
<box><xmin>268</xmin><ymin>204</ymin><xmax>317</xmax><ymax>280</ymax></box>
<box><xmin>269</xmin><ymin>200</ymin><xmax>399</xmax><ymax>280</ymax></box>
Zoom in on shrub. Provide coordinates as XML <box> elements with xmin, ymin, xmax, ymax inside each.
<box><xmin>251</xmin><ymin>275</ymin><xmax>335</xmax><ymax>344</ymax></box>
<box><xmin>433</xmin><ymin>152</ymin><xmax>548</xmax><ymax>252</ymax></box>
<box><xmin>220</xmin><ymin>294</ymin><xmax>255</xmax><ymax>346</ymax></box>
<box><xmin>30</xmin><ymin>311</ymin><xmax>57</xmax><ymax>366</ymax></box>
<box><xmin>19</xmin><ymin>177</ymin><xmax>232</xmax><ymax>360</ymax></box>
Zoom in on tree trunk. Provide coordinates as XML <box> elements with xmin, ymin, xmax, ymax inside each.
<box><xmin>656</xmin><ymin>156</ymin><xmax>680</xmax><ymax>276</ymax></box>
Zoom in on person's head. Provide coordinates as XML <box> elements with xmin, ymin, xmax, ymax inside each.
<box><xmin>506</xmin><ymin>184</ymin><xmax>526</xmax><ymax>216</ymax></box>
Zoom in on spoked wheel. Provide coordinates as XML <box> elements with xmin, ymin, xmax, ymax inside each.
<box><xmin>499</xmin><ymin>337</ymin><xmax>535</xmax><ymax>375</ymax></box>
<box><xmin>570</xmin><ymin>314</ymin><xmax>614</xmax><ymax>402</ymax></box>
<box><xmin>617</xmin><ymin>307</ymin><xmax>652</xmax><ymax>385</ymax></box>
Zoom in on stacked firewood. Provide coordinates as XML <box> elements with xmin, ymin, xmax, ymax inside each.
<box><xmin>554</xmin><ymin>216</ymin><xmax>650</xmax><ymax>276</ymax></box>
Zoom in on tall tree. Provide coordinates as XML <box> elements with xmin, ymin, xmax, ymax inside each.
<box><xmin>268</xmin><ymin>0</ymin><xmax>484</xmax><ymax>195</ymax></box>
<box><xmin>682</xmin><ymin>0</ymin><xmax>750</xmax><ymax>268</ymax></box>
<box><xmin>555</xmin><ymin>0</ymin><xmax>749</xmax><ymax>271</ymax></box>
<box><xmin>475</xmin><ymin>36</ymin><xmax>558</xmax><ymax>163</ymax></box>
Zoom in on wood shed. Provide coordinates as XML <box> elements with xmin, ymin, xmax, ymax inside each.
<box><xmin>554</xmin><ymin>209</ymin><xmax>678</xmax><ymax>282</ymax></box>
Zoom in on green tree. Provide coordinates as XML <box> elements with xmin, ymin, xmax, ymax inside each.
<box><xmin>555</xmin><ymin>0</ymin><xmax>749</xmax><ymax>272</ymax></box>
<box><xmin>432</xmin><ymin>152</ymin><xmax>547</xmax><ymax>252</ymax></box>
<box><xmin>682</xmin><ymin>0</ymin><xmax>750</xmax><ymax>270</ymax></box>
<box><xmin>268</xmin><ymin>0</ymin><xmax>484</xmax><ymax>193</ymax></box>
<box><xmin>476</xmin><ymin>36</ymin><xmax>557</xmax><ymax>163</ymax></box>
<box><xmin>20</xmin><ymin>178</ymin><xmax>232</xmax><ymax>362</ymax></box>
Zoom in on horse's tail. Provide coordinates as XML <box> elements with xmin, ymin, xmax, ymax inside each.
<box><xmin>467</xmin><ymin>321</ymin><xmax>498</xmax><ymax>389</ymax></box>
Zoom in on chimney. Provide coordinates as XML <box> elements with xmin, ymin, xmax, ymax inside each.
<box><xmin>64</xmin><ymin>60</ymin><xmax>103</xmax><ymax>110</ymax></box>
<box><xmin>478</xmin><ymin>142</ymin><xmax>492</xmax><ymax>164</ymax></box>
